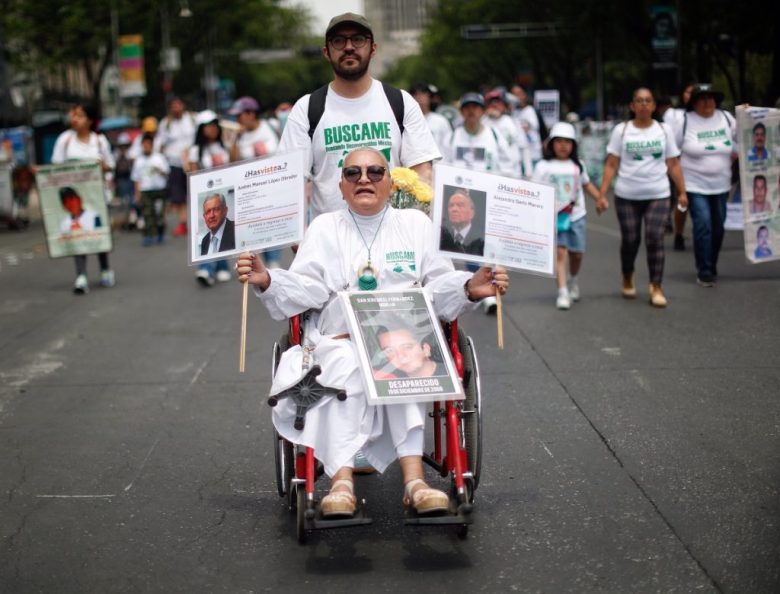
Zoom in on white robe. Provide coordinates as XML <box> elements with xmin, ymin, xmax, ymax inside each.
<box><xmin>257</xmin><ymin>206</ymin><xmax>475</xmax><ymax>476</ymax></box>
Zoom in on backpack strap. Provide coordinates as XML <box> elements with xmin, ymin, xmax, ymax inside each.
<box><xmin>381</xmin><ymin>81</ymin><xmax>405</xmax><ymax>134</ymax></box>
<box><xmin>306</xmin><ymin>81</ymin><xmax>406</xmax><ymax>139</ymax></box>
<box><xmin>306</xmin><ymin>84</ymin><xmax>330</xmax><ymax>139</ymax></box>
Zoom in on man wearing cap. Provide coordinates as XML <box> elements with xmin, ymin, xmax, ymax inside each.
<box><xmin>409</xmin><ymin>82</ymin><xmax>452</xmax><ymax>154</ymax></box>
<box><xmin>277</xmin><ymin>12</ymin><xmax>441</xmax><ymax>219</ymax></box>
<box><xmin>155</xmin><ymin>97</ymin><xmax>196</xmax><ymax>236</ymax></box>
<box><xmin>446</xmin><ymin>92</ymin><xmax>514</xmax><ymax>177</ymax></box>
<box><xmin>484</xmin><ymin>89</ymin><xmax>532</xmax><ymax>177</ymax></box>
<box><xmin>228</xmin><ymin>96</ymin><xmax>279</xmax><ymax>162</ymax></box>
<box><xmin>128</xmin><ymin>117</ymin><xmax>158</xmax><ymax>160</ymax></box>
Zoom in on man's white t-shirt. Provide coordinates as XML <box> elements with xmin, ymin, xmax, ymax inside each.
<box><xmin>278</xmin><ymin>79</ymin><xmax>441</xmax><ymax>218</ymax></box>
<box><xmin>484</xmin><ymin>113</ymin><xmax>531</xmax><ymax>176</ymax></box>
<box><xmin>672</xmin><ymin>110</ymin><xmax>736</xmax><ymax>194</ymax></box>
<box><xmin>515</xmin><ymin>105</ymin><xmax>543</xmax><ymax>161</ymax></box>
<box><xmin>606</xmin><ymin>121</ymin><xmax>679</xmax><ymax>200</ymax></box>
<box><xmin>235</xmin><ymin>123</ymin><xmax>279</xmax><ymax>161</ymax></box>
<box><xmin>532</xmin><ymin>158</ymin><xmax>590</xmax><ymax>222</ymax></box>
<box><xmin>155</xmin><ymin>113</ymin><xmax>196</xmax><ymax>167</ymax></box>
<box><xmin>445</xmin><ymin>124</ymin><xmax>516</xmax><ymax>177</ymax></box>
<box><xmin>425</xmin><ymin>111</ymin><xmax>453</xmax><ymax>155</ymax></box>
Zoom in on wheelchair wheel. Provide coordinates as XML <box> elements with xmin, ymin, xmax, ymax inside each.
<box><xmin>296</xmin><ymin>485</ymin><xmax>307</xmax><ymax>543</ymax></box>
<box><xmin>272</xmin><ymin>334</ymin><xmax>293</xmax><ymax>499</ymax></box>
<box><xmin>458</xmin><ymin>328</ymin><xmax>482</xmax><ymax>491</ymax></box>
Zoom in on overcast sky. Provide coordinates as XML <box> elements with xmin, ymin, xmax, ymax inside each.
<box><xmin>284</xmin><ymin>0</ymin><xmax>364</xmax><ymax>34</ymax></box>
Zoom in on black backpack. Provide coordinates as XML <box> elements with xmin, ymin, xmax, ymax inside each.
<box><xmin>306</xmin><ymin>81</ymin><xmax>405</xmax><ymax>139</ymax></box>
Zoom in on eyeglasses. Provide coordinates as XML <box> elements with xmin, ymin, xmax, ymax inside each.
<box><xmin>328</xmin><ymin>34</ymin><xmax>371</xmax><ymax>50</ymax></box>
<box><xmin>342</xmin><ymin>165</ymin><xmax>386</xmax><ymax>183</ymax></box>
<box><xmin>632</xmin><ymin>97</ymin><xmax>655</xmax><ymax>104</ymax></box>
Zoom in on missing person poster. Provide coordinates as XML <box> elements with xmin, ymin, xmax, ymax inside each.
<box><xmin>36</xmin><ymin>161</ymin><xmax>112</xmax><ymax>258</ymax></box>
<box><xmin>341</xmin><ymin>289</ymin><xmax>463</xmax><ymax>405</ymax></box>
<box><xmin>736</xmin><ymin>106</ymin><xmax>780</xmax><ymax>263</ymax></box>
<box><xmin>187</xmin><ymin>149</ymin><xmax>306</xmax><ymax>264</ymax></box>
<box><xmin>433</xmin><ymin>163</ymin><xmax>556</xmax><ymax>276</ymax></box>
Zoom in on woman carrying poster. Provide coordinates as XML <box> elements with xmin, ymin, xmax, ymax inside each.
<box><xmin>50</xmin><ymin>103</ymin><xmax>116</xmax><ymax>294</ymax></box>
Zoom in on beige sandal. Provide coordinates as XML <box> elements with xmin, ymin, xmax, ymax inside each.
<box><xmin>321</xmin><ymin>479</ymin><xmax>356</xmax><ymax>517</ymax></box>
<box><xmin>403</xmin><ymin>478</ymin><xmax>449</xmax><ymax>515</ymax></box>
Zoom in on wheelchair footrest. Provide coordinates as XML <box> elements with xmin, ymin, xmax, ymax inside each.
<box><xmin>403</xmin><ymin>502</ymin><xmax>474</xmax><ymax>526</ymax></box>
<box><xmin>309</xmin><ymin>507</ymin><xmax>373</xmax><ymax>530</ymax></box>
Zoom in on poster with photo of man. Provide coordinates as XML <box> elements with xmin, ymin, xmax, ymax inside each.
<box><xmin>341</xmin><ymin>289</ymin><xmax>462</xmax><ymax>405</ymax></box>
<box><xmin>187</xmin><ymin>150</ymin><xmax>306</xmax><ymax>264</ymax></box>
<box><xmin>736</xmin><ymin>106</ymin><xmax>780</xmax><ymax>264</ymax></box>
<box><xmin>433</xmin><ymin>163</ymin><xmax>556</xmax><ymax>276</ymax></box>
<box><xmin>36</xmin><ymin>161</ymin><xmax>112</xmax><ymax>258</ymax></box>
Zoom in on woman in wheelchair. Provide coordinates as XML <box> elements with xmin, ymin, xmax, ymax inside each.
<box><xmin>236</xmin><ymin>148</ymin><xmax>508</xmax><ymax>517</ymax></box>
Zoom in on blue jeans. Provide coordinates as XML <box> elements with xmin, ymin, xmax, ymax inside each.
<box><xmin>688</xmin><ymin>191</ymin><xmax>728</xmax><ymax>279</ymax></box>
<box><xmin>198</xmin><ymin>259</ymin><xmax>229</xmax><ymax>278</ymax></box>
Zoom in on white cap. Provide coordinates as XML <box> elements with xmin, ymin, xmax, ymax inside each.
<box><xmin>548</xmin><ymin>121</ymin><xmax>576</xmax><ymax>141</ymax></box>
<box><xmin>195</xmin><ymin>110</ymin><xmax>219</xmax><ymax>126</ymax></box>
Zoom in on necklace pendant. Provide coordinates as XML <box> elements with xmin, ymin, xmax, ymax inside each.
<box><xmin>358</xmin><ymin>263</ymin><xmax>378</xmax><ymax>291</ymax></box>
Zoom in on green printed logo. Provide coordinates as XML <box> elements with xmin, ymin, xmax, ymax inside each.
<box><xmin>386</xmin><ymin>250</ymin><xmax>416</xmax><ymax>273</ymax></box>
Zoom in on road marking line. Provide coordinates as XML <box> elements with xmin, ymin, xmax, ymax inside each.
<box><xmin>36</xmin><ymin>494</ymin><xmax>116</xmax><ymax>499</ymax></box>
<box><xmin>124</xmin><ymin>437</ymin><xmax>161</xmax><ymax>492</ymax></box>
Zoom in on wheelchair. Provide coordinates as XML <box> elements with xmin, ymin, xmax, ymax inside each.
<box><xmin>270</xmin><ymin>311</ymin><xmax>483</xmax><ymax>542</ymax></box>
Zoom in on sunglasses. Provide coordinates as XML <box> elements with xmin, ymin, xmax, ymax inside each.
<box><xmin>328</xmin><ymin>34</ymin><xmax>371</xmax><ymax>50</ymax></box>
<box><xmin>342</xmin><ymin>165</ymin><xmax>386</xmax><ymax>183</ymax></box>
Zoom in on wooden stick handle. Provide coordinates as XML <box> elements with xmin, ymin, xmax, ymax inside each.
<box><xmin>496</xmin><ymin>290</ymin><xmax>504</xmax><ymax>350</ymax></box>
<box><xmin>239</xmin><ymin>281</ymin><xmax>249</xmax><ymax>372</ymax></box>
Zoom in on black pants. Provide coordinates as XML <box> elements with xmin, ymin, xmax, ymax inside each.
<box><xmin>74</xmin><ymin>253</ymin><xmax>109</xmax><ymax>276</ymax></box>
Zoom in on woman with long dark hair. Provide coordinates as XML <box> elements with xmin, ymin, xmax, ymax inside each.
<box><xmin>599</xmin><ymin>88</ymin><xmax>687</xmax><ymax>307</ymax></box>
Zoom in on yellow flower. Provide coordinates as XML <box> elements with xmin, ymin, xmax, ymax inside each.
<box><xmin>412</xmin><ymin>180</ymin><xmax>433</xmax><ymax>203</ymax></box>
<box><xmin>390</xmin><ymin>167</ymin><xmax>418</xmax><ymax>191</ymax></box>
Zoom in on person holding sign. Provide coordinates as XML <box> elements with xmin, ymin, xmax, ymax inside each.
<box><xmin>600</xmin><ymin>88</ymin><xmax>687</xmax><ymax>308</ymax></box>
<box><xmin>236</xmin><ymin>147</ymin><xmax>508</xmax><ymax>518</ymax></box>
<box><xmin>50</xmin><ymin>103</ymin><xmax>116</xmax><ymax>294</ymax></box>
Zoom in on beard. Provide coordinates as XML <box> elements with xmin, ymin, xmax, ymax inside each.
<box><xmin>330</xmin><ymin>52</ymin><xmax>371</xmax><ymax>81</ymax></box>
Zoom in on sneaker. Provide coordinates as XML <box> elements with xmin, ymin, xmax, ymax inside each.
<box><xmin>621</xmin><ymin>273</ymin><xmax>637</xmax><ymax>299</ymax></box>
<box><xmin>142</xmin><ymin>236</ymin><xmax>153</xmax><ymax>247</ymax></box>
<box><xmin>196</xmin><ymin>268</ymin><xmax>215</xmax><ymax>287</ymax></box>
<box><xmin>73</xmin><ymin>274</ymin><xmax>89</xmax><ymax>294</ymax></box>
<box><xmin>482</xmin><ymin>296</ymin><xmax>497</xmax><ymax>315</ymax></box>
<box><xmin>99</xmin><ymin>270</ymin><xmax>116</xmax><ymax>288</ymax></box>
<box><xmin>567</xmin><ymin>278</ymin><xmax>580</xmax><ymax>301</ymax></box>
<box><xmin>215</xmin><ymin>269</ymin><xmax>231</xmax><ymax>283</ymax></box>
<box><xmin>696</xmin><ymin>276</ymin><xmax>715</xmax><ymax>288</ymax></box>
<box><xmin>649</xmin><ymin>283</ymin><xmax>667</xmax><ymax>308</ymax></box>
<box><xmin>674</xmin><ymin>234</ymin><xmax>685</xmax><ymax>251</ymax></box>
<box><xmin>353</xmin><ymin>450</ymin><xmax>376</xmax><ymax>475</ymax></box>
<box><xmin>173</xmin><ymin>222</ymin><xmax>187</xmax><ymax>237</ymax></box>
<box><xmin>556</xmin><ymin>292</ymin><xmax>571</xmax><ymax>310</ymax></box>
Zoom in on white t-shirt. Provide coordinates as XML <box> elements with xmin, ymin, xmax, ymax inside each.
<box><xmin>235</xmin><ymin>122</ymin><xmax>279</xmax><ymax>161</ymax></box>
<box><xmin>606</xmin><ymin>121</ymin><xmax>679</xmax><ymax>200</ymax></box>
<box><xmin>187</xmin><ymin>143</ymin><xmax>230</xmax><ymax>170</ymax></box>
<box><xmin>445</xmin><ymin>124</ymin><xmax>516</xmax><ymax>177</ymax></box>
<box><xmin>663</xmin><ymin>107</ymin><xmax>685</xmax><ymax>129</ymax></box>
<box><xmin>131</xmin><ymin>152</ymin><xmax>170</xmax><ymax>192</ymax></box>
<box><xmin>51</xmin><ymin>130</ymin><xmax>115</xmax><ymax>167</ymax></box>
<box><xmin>425</xmin><ymin>111</ymin><xmax>453</xmax><ymax>155</ymax></box>
<box><xmin>278</xmin><ymin>79</ymin><xmax>441</xmax><ymax>218</ymax></box>
<box><xmin>484</xmin><ymin>113</ymin><xmax>531</xmax><ymax>176</ymax></box>
<box><xmin>515</xmin><ymin>105</ymin><xmax>543</xmax><ymax>161</ymax></box>
<box><xmin>155</xmin><ymin>113</ymin><xmax>196</xmax><ymax>167</ymax></box>
<box><xmin>532</xmin><ymin>158</ymin><xmax>590</xmax><ymax>222</ymax></box>
<box><xmin>673</xmin><ymin>110</ymin><xmax>736</xmax><ymax>194</ymax></box>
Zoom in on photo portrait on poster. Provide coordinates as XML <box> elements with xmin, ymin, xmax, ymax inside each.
<box><xmin>439</xmin><ymin>185</ymin><xmax>486</xmax><ymax>257</ymax></box>
<box><xmin>341</xmin><ymin>289</ymin><xmax>463</xmax><ymax>405</ymax></box>
<box><xmin>736</xmin><ymin>105</ymin><xmax>780</xmax><ymax>264</ymax></box>
<box><xmin>36</xmin><ymin>161</ymin><xmax>112</xmax><ymax>258</ymax></box>
<box><xmin>187</xmin><ymin>150</ymin><xmax>306</xmax><ymax>264</ymax></box>
<box><xmin>433</xmin><ymin>163</ymin><xmax>556</xmax><ymax>276</ymax></box>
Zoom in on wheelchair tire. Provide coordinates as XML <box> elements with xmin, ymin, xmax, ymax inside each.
<box><xmin>272</xmin><ymin>334</ymin><xmax>293</xmax><ymax>499</ymax></box>
<box><xmin>296</xmin><ymin>486</ymin><xmax>307</xmax><ymax>543</ymax></box>
<box><xmin>458</xmin><ymin>328</ymin><xmax>483</xmax><ymax>491</ymax></box>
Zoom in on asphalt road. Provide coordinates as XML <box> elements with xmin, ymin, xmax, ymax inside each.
<box><xmin>1</xmin><ymin>211</ymin><xmax>778</xmax><ymax>593</ymax></box>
